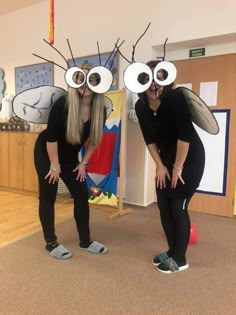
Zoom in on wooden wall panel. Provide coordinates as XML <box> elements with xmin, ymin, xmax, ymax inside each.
<box><xmin>173</xmin><ymin>54</ymin><xmax>236</xmax><ymax>217</ymax></box>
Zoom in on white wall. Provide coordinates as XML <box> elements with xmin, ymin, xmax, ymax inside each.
<box><xmin>1</xmin><ymin>0</ymin><xmax>236</xmax><ymax>205</ymax></box>
<box><xmin>2</xmin><ymin>0</ymin><xmax>236</xmax><ymax>94</ymax></box>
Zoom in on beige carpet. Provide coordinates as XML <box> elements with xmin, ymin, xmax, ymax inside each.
<box><xmin>1</xmin><ymin>204</ymin><xmax>236</xmax><ymax>315</ymax></box>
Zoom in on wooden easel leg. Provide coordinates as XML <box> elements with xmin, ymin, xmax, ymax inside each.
<box><xmin>109</xmin><ymin>208</ymin><xmax>133</xmax><ymax>219</ymax></box>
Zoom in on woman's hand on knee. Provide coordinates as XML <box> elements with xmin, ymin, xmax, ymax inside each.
<box><xmin>45</xmin><ymin>165</ymin><xmax>61</xmax><ymax>184</ymax></box>
<box><xmin>73</xmin><ymin>163</ymin><xmax>86</xmax><ymax>182</ymax></box>
<box><xmin>156</xmin><ymin>166</ymin><xmax>170</xmax><ymax>189</ymax></box>
<box><xmin>171</xmin><ymin>168</ymin><xmax>185</xmax><ymax>188</ymax></box>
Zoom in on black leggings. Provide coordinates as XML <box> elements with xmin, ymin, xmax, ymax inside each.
<box><xmin>34</xmin><ymin>140</ymin><xmax>90</xmax><ymax>244</ymax></box>
<box><xmin>156</xmin><ymin>191</ymin><xmax>193</xmax><ymax>265</ymax></box>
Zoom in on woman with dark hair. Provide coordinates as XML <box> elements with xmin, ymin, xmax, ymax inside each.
<box><xmin>34</xmin><ymin>65</ymin><xmax>108</xmax><ymax>259</ymax></box>
<box><xmin>135</xmin><ymin>60</ymin><xmax>205</xmax><ymax>273</ymax></box>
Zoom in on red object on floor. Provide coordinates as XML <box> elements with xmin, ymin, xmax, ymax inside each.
<box><xmin>189</xmin><ymin>222</ymin><xmax>198</xmax><ymax>244</ymax></box>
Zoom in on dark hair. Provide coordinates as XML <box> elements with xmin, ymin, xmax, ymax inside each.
<box><xmin>138</xmin><ymin>59</ymin><xmax>174</xmax><ymax>104</ymax></box>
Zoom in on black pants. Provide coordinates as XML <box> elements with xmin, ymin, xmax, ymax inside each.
<box><xmin>156</xmin><ymin>190</ymin><xmax>193</xmax><ymax>265</ymax></box>
<box><xmin>34</xmin><ymin>139</ymin><xmax>90</xmax><ymax>244</ymax></box>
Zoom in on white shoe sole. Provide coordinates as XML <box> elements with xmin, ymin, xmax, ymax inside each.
<box><xmin>152</xmin><ymin>260</ymin><xmax>161</xmax><ymax>266</ymax></box>
<box><xmin>157</xmin><ymin>263</ymin><xmax>189</xmax><ymax>274</ymax></box>
<box><xmin>152</xmin><ymin>253</ymin><xmax>168</xmax><ymax>266</ymax></box>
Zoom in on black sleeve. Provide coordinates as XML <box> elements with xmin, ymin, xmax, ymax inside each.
<box><xmin>170</xmin><ymin>90</ymin><xmax>195</xmax><ymax>143</ymax></box>
<box><xmin>135</xmin><ymin>99</ymin><xmax>155</xmax><ymax>145</ymax></box>
<box><xmin>46</xmin><ymin>96</ymin><xmax>67</xmax><ymax>142</ymax></box>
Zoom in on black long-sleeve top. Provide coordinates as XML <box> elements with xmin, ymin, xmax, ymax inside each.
<box><xmin>38</xmin><ymin>96</ymin><xmax>91</xmax><ymax>165</ymax></box>
<box><xmin>135</xmin><ymin>89</ymin><xmax>205</xmax><ymax>198</ymax></box>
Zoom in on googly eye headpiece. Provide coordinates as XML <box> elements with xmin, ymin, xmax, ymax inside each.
<box><xmin>33</xmin><ymin>38</ymin><xmax>124</xmax><ymax>94</ymax></box>
<box><xmin>117</xmin><ymin>24</ymin><xmax>177</xmax><ymax>94</ymax></box>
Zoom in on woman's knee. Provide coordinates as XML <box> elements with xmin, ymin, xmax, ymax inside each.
<box><xmin>39</xmin><ymin>194</ymin><xmax>57</xmax><ymax>204</ymax></box>
<box><xmin>39</xmin><ymin>184</ymin><xmax>57</xmax><ymax>203</ymax></box>
<box><xmin>157</xmin><ymin>193</ymin><xmax>169</xmax><ymax>211</ymax></box>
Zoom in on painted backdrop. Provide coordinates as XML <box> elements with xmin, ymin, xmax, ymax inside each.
<box><xmin>83</xmin><ymin>90</ymin><xmax>122</xmax><ymax>207</ymax></box>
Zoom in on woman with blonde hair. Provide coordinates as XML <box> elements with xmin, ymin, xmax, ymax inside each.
<box><xmin>34</xmin><ymin>65</ymin><xmax>108</xmax><ymax>259</ymax></box>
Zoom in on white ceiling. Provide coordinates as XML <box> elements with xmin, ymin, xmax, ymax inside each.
<box><xmin>0</xmin><ymin>0</ymin><xmax>46</xmax><ymax>15</ymax></box>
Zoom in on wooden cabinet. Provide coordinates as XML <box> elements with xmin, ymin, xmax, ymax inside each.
<box><xmin>0</xmin><ymin>133</ymin><xmax>9</xmax><ymax>187</ymax></box>
<box><xmin>22</xmin><ymin>133</ymin><xmax>38</xmax><ymax>192</ymax></box>
<box><xmin>0</xmin><ymin>132</ymin><xmax>38</xmax><ymax>193</ymax></box>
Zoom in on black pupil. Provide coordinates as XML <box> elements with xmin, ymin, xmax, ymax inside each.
<box><xmin>137</xmin><ymin>72</ymin><xmax>149</xmax><ymax>85</ymax></box>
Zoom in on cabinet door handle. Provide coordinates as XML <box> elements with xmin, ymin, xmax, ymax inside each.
<box><xmin>18</xmin><ymin>137</ymin><xmax>21</xmax><ymax>144</ymax></box>
<box><xmin>22</xmin><ymin>137</ymin><xmax>25</xmax><ymax>144</ymax></box>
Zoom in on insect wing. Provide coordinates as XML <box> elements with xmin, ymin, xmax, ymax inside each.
<box><xmin>13</xmin><ymin>86</ymin><xmax>67</xmax><ymax>124</ymax></box>
<box><xmin>176</xmin><ymin>87</ymin><xmax>219</xmax><ymax>135</ymax></box>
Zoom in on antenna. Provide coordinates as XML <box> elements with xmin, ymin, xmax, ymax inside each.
<box><xmin>116</xmin><ymin>23</ymin><xmax>151</xmax><ymax>64</ymax></box>
<box><xmin>156</xmin><ymin>38</ymin><xmax>168</xmax><ymax>61</ymax></box>
<box><xmin>67</xmin><ymin>38</ymin><xmax>76</xmax><ymax>67</ymax></box>
<box><xmin>32</xmin><ymin>39</ymin><xmax>71</xmax><ymax>71</ymax></box>
<box><xmin>131</xmin><ymin>22</ymin><xmax>151</xmax><ymax>63</ymax></box>
<box><xmin>97</xmin><ymin>42</ymin><xmax>101</xmax><ymax>65</ymax></box>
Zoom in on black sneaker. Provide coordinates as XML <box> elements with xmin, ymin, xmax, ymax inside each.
<box><xmin>152</xmin><ymin>252</ymin><xmax>168</xmax><ymax>266</ymax></box>
<box><xmin>157</xmin><ymin>257</ymin><xmax>189</xmax><ymax>274</ymax></box>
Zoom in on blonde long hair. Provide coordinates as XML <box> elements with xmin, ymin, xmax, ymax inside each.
<box><xmin>66</xmin><ymin>86</ymin><xmax>105</xmax><ymax>146</ymax></box>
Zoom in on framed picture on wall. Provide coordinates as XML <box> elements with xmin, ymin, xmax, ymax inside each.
<box><xmin>68</xmin><ymin>51</ymin><xmax>119</xmax><ymax>91</ymax></box>
<box><xmin>15</xmin><ymin>62</ymin><xmax>54</xmax><ymax>95</ymax></box>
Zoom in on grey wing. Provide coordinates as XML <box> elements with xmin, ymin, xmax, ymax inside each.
<box><xmin>13</xmin><ymin>86</ymin><xmax>67</xmax><ymax>124</ymax></box>
<box><xmin>176</xmin><ymin>87</ymin><xmax>219</xmax><ymax>135</ymax></box>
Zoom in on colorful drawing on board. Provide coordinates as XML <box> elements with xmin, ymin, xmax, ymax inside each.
<box><xmin>82</xmin><ymin>90</ymin><xmax>122</xmax><ymax>207</ymax></box>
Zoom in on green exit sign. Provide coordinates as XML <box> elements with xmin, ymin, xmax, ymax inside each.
<box><xmin>189</xmin><ymin>48</ymin><xmax>205</xmax><ymax>58</ymax></box>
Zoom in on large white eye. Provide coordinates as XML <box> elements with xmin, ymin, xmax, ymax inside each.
<box><xmin>153</xmin><ymin>61</ymin><xmax>177</xmax><ymax>86</ymax></box>
<box><xmin>87</xmin><ymin>66</ymin><xmax>113</xmax><ymax>93</ymax></box>
<box><xmin>65</xmin><ymin>67</ymin><xmax>86</xmax><ymax>88</ymax></box>
<box><xmin>123</xmin><ymin>63</ymin><xmax>153</xmax><ymax>93</ymax></box>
